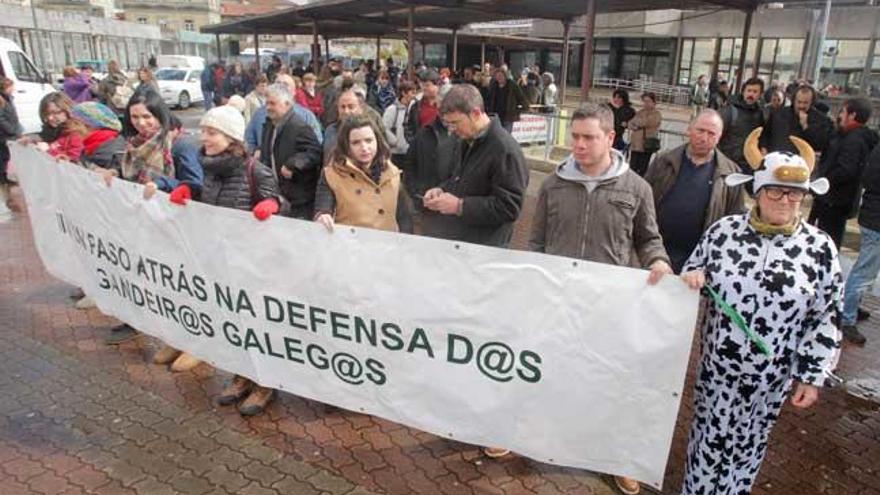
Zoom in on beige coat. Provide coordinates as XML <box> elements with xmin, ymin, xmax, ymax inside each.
<box><xmin>322</xmin><ymin>158</ymin><xmax>403</xmax><ymax>232</ymax></box>
<box><xmin>628</xmin><ymin>108</ymin><xmax>662</xmax><ymax>152</ymax></box>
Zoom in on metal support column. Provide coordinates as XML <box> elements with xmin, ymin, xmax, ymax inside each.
<box><xmin>254</xmin><ymin>31</ymin><xmax>260</xmax><ymax>70</ymax></box>
<box><xmin>735</xmin><ymin>9</ymin><xmax>753</xmax><ymax>91</ymax></box>
<box><xmin>670</xmin><ymin>11</ymin><xmax>684</xmax><ymax>85</ymax></box>
<box><xmin>452</xmin><ymin>28</ymin><xmax>458</xmax><ymax>71</ymax></box>
<box><xmin>580</xmin><ymin>0</ymin><xmax>597</xmax><ymax>101</ymax></box>
<box><xmin>752</xmin><ymin>36</ymin><xmax>763</xmax><ymax>78</ymax></box>
<box><xmin>312</xmin><ymin>21</ymin><xmax>320</xmax><ymax>74</ymax></box>
<box><xmin>560</xmin><ymin>20</ymin><xmax>571</xmax><ymax>105</ymax></box>
<box><xmin>407</xmin><ymin>7</ymin><xmax>415</xmax><ymax>79</ymax></box>
<box><xmin>324</xmin><ymin>37</ymin><xmax>330</xmax><ymax>64</ymax></box>
<box><xmin>812</xmin><ymin>0</ymin><xmax>832</xmax><ymax>84</ymax></box>
<box><xmin>376</xmin><ymin>35</ymin><xmax>381</xmax><ymax>66</ymax></box>
<box><xmin>480</xmin><ymin>40</ymin><xmax>486</xmax><ymax>68</ymax></box>
<box><xmin>214</xmin><ymin>34</ymin><xmax>221</xmax><ymax>62</ymax></box>
<box><xmin>710</xmin><ymin>37</ymin><xmax>722</xmax><ymax>81</ymax></box>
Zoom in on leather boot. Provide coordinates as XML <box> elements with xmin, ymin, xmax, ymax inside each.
<box><xmin>217</xmin><ymin>375</ymin><xmax>252</xmax><ymax>406</ymax></box>
<box><xmin>153</xmin><ymin>344</ymin><xmax>181</xmax><ymax>365</ymax></box>
<box><xmin>614</xmin><ymin>476</ymin><xmax>641</xmax><ymax>495</ymax></box>
<box><xmin>238</xmin><ymin>385</ymin><xmax>275</xmax><ymax>416</ymax></box>
<box><xmin>74</xmin><ymin>296</ymin><xmax>96</xmax><ymax>309</ymax></box>
<box><xmin>170</xmin><ymin>352</ymin><xmax>202</xmax><ymax>372</ymax></box>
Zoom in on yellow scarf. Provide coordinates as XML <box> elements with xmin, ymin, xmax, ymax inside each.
<box><xmin>748</xmin><ymin>207</ymin><xmax>800</xmax><ymax>236</ymax></box>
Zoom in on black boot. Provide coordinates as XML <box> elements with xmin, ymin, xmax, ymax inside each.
<box><xmin>105</xmin><ymin>324</ymin><xmax>140</xmax><ymax>345</ymax></box>
<box><xmin>842</xmin><ymin>325</ymin><xmax>867</xmax><ymax>345</ymax></box>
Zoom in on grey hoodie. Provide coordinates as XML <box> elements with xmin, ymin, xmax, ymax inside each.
<box><xmin>556</xmin><ymin>149</ymin><xmax>629</xmax><ymax>193</ymax></box>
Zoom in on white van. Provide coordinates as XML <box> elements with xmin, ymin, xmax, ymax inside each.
<box><xmin>0</xmin><ymin>37</ymin><xmax>54</xmax><ymax>134</ymax></box>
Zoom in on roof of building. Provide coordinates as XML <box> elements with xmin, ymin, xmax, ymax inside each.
<box><xmin>221</xmin><ymin>0</ymin><xmax>291</xmax><ymax>19</ymax></box>
<box><xmin>203</xmin><ymin>0</ymin><xmax>766</xmax><ymax>36</ymax></box>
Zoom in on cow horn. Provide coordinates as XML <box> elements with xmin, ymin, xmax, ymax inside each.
<box><xmin>743</xmin><ymin>127</ymin><xmax>764</xmax><ymax>170</ymax></box>
<box><xmin>790</xmin><ymin>135</ymin><xmax>816</xmax><ymax>173</ymax></box>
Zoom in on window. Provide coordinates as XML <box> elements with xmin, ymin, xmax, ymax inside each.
<box><xmin>186</xmin><ymin>70</ymin><xmax>201</xmax><ymax>82</ymax></box>
<box><xmin>137</xmin><ymin>17</ymin><xmax>147</xmax><ymax>24</ymax></box>
<box><xmin>155</xmin><ymin>69</ymin><xmax>186</xmax><ymax>81</ymax></box>
<box><xmin>8</xmin><ymin>51</ymin><xmax>43</xmax><ymax>83</ymax></box>
<box><xmin>184</xmin><ymin>20</ymin><xmax>195</xmax><ymax>31</ymax></box>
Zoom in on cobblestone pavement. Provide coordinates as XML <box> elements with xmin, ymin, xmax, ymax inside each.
<box><xmin>2</xmin><ymin>184</ymin><xmax>880</xmax><ymax>495</ymax></box>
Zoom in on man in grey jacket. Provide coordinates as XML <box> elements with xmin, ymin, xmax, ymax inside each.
<box><xmin>528</xmin><ymin>103</ymin><xmax>671</xmax><ymax>495</ymax></box>
<box><xmin>530</xmin><ymin>103</ymin><xmax>671</xmax><ymax>274</ymax></box>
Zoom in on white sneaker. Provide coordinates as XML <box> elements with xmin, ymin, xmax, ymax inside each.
<box><xmin>74</xmin><ymin>296</ymin><xmax>97</xmax><ymax>309</ymax></box>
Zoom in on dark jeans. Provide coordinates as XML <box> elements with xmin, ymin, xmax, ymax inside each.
<box><xmin>203</xmin><ymin>90</ymin><xmax>214</xmax><ymax>110</ymax></box>
<box><xmin>808</xmin><ymin>201</ymin><xmax>848</xmax><ymax>248</ymax></box>
<box><xmin>630</xmin><ymin>151</ymin><xmax>655</xmax><ymax>176</ymax></box>
<box><xmin>0</xmin><ymin>142</ymin><xmax>9</xmax><ymax>183</ymax></box>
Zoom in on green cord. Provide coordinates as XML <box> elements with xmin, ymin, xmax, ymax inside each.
<box><xmin>704</xmin><ymin>286</ymin><xmax>774</xmax><ymax>358</ymax></box>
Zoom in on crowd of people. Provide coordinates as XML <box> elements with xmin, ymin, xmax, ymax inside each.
<box><xmin>0</xmin><ymin>51</ymin><xmax>876</xmax><ymax>495</ymax></box>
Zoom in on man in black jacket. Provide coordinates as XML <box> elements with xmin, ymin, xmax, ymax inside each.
<box><xmin>840</xmin><ymin>142</ymin><xmax>880</xmax><ymax>345</ymax></box>
<box><xmin>718</xmin><ymin>77</ymin><xmax>765</xmax><ymax>174</ymax></box>
<box><xmin>260</xmin><ymin>83</ymin><xmax>323</xmax><ymax>219</ymax></box>
<box><xmin>422</xmin><ymin>84</ymin><xmax>528</xmax><ymax>248</ymax></box>
<box><xmin>401</xmin><ymin>116</ymin><xmax>460</xmax><ymax>227</ymax></box>
<box><xmin>759</xmin><ymin>85</ymin><xmax>832</xmax><ymax>154</ymax></box>
<box><xmin>809</xmin><ymin>97</ymin><xmax>879</xmax><ymax>247</ymax></box>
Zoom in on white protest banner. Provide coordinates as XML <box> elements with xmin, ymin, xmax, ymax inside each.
<box><xmin>12</xmin><ymin>142</ymin><xmax>698</xmax><ymax>488</ymax></box>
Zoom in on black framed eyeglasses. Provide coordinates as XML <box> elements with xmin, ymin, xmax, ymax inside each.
<box><xmin>763</xmin><ymin>187</ymin><xmax>806</xmax><ymax>202</ymax></box>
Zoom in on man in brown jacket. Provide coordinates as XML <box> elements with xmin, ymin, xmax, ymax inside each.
<box><xmin>643</xmin><ymin>109</ymin><xmax>745</xmax><ymax>272</ymax></box>
<box><xmin>529</xmin><ymin>102</ymin><xmax>671</xmax><ymax>495</ymax></box>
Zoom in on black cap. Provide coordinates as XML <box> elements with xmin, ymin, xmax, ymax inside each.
<box><xmin>418</xmin><ymin>69</ymin><xmax>440</xmax><ymax>83</ymax></box>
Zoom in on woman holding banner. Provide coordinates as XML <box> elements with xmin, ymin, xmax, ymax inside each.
<box><xmin>678</xmin><ymin>139</ymin><xmax>842</xmax><ymax>494</ymax></box>
<box><xmin>27</xmin><ymin>93</ymin><xmax>88</xmax><ymax>162</ymax></box>
<box><xmin>314</xmin><ymin>113</ymin><xmax>412</xmax><ymax>234</ymax></box>
<box><xmin>165</xmin><ymin>104</ymin><xmax>284</xmax><ymax>416</ymax></box>
<box><xmin>100</xmin><ymin>90</ymin><xmax>176</xmax><ymax>345</ymax></box>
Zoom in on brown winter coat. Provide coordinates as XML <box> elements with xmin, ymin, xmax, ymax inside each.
<box><xmin>317</xmin><ymin>157</ymin><xmax>409</xmax><ymax>232</ymax></box>
<box><xmin>529</xmin><ymin>162</ymin><xmax>669</xmax><ymax>269</ymax></box>
<box><xmin>643</xmin><ymin>144</ymin><xmax>746</xmax><ymax>230</ymax></box>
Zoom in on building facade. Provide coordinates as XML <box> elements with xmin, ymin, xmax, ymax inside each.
<box><xmin>432</xmin><ymin>5</ymin><xmax>880</xmax><ymax>96</ymax></box>
<box><xmin>0</xmin><ymin>4</ymin><xmax>161</xmax><ymax>72</ymax></box>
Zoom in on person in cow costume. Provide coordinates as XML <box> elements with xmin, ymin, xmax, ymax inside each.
<box><xmin>678</xmin><ymin>128</ymin><xmax>842</xmax><ymax>494</ymax></box>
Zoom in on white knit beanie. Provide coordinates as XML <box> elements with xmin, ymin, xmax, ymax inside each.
<box><xmin>199</xmin><ymin>105</ymin><xmax>245</xmax><ymax>143</ymax></box>
<box><xmin>227</xmin><ymin>94</ymin><xmax>246</xmax><ymax>114</ymax></box>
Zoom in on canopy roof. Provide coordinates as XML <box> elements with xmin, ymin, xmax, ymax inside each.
<box><xmin>202</xmin><ymin>0</ymin><xmax>765</xmax><ymax>35</ymax></box>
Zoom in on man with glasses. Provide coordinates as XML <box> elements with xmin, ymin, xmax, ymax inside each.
<box><xmin>644</xmin><ymin>110</ymin><xmax>745</xmax><ymax>273</ymax></box>
<box><xmin>421</xmin><ymin>84</ymin><xmax>528</xmax><ymax>248</ymax></box>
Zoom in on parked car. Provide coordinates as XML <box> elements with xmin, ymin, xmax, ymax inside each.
<box><xmin>0</xmin><ymin>37</ymin><xmax>55</xmax><ymax>134</ymax></box>
<box><xmin>155</xmin><ymin>67</ymin><xmax>203</xmax><ymax>109</ymax></box>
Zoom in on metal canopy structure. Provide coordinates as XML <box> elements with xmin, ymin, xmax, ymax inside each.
<box><xmin>202</xmin><ymin>0</ymin><xmax>766</xmax><ymax>100</ymax></box>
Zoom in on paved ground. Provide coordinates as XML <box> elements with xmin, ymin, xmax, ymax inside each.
<box><xmin>2</xmin><ymin>168</ymin><xmax>880</xmax><ymax>495</ymax></box>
